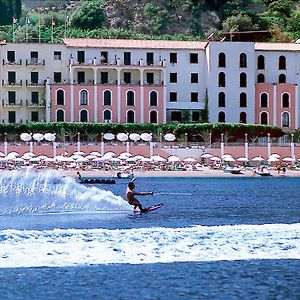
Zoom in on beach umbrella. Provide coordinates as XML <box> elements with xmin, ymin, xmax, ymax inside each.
<box><xmin>20</xmin><ymin>133</ymin><xmax>32</xmax><ymax>142</ymax></box>
<box><xmin>75</xmin><ymin>156</ymin><xmax>89</xmax><ymax>163</ymax></box>
<box><xmin>269</xmin><ymin>153</ymin><xmax>280</xmax><ymax>158</ymax></box>
<box><xmin>32</xmin><ymin>133</ymin><xmax>44</xmax><ymax>142</ymax></box>
<box><xmin>252</xmin><ymin>156</ymin><xmax>264</xmax><ymax>162</ymax></box>
<box><xmin>168</xmin><ymin>155</ymin><xmax>181</xmax><ymax>162</ymax></box>
<box><xmin>14</xmin><ymin>157</ymin><xmax>25</xmax><ymax>162</ymax></box>
<box><xmin>267</xmin><ymin>157</ymin><xmax>279</xmax><ymax>162</ymax></box>
<box><xmin>133</xmin><ymin>155</ymin><xmax>145</xmax><ymax>160</ymax></box>
<box><xmin>23</xmin><ymin>152</ymin><xmax>35</xmax><ymax>157</ymax></box>
<box><xmin>90</xmin><ymin>151</ymin><xmax>102</xmax><ymax>157</ymax></box>
<box><xmin>126</xmin><ymin>157</ymin><xmax>138</xmax><ymax>162</ymax></box>
<box><xmin>210</xmin><ymin>156</ymin><xmax>221</xmax><ymax>161</ymax></box>
<box><xmin>151</xmin><ymin>155</ymin><xmax>167</xmax><ymax>162</ymax></box>
<box><xmin>44</xmin><ymin>158</ymin><xmax>55</xmax><ymax>162</ymax></box>
<box><xmin>223</xmin><ymin>157</ymin><xmax>235</xmax><ymax>162</ymax></box>
<box><xmin>0</xmin><ymin>157</ymin><xmax>8</xmax><ymax>162</ymax></box>
<box><xmin>85</xmin><ymin>155</ymin><xmax>97</xmax><ymax>160</ymax></box>
<box><xmin>141</xmin><ymin>157</ymin><xmax>152</xmax><ymax>162</ymax></box>
<box><xmin>129</xmin><ymin>133</ymin><xmax>141</xmax><ymax>142</ymax></box>
<box><xmin>30</xmin><ymin>157</ymin><xmax>42</xmax><ymax>162</ymax></box>
<box><xmin>110</xmin><ymin>157</ymin><xmax>122</xmax><ymax>163</ymax></box>
<box><xmin>37</xmin><ymin>155</ymin><xmax>49</xmax><ymax>160</ymax></box>
<box><xmin>164</xmin><ymin>133</ymin><xmax>176</xmax><ymax>142</ymax></box>
<box><xmin>44</xmin><ymin>133</ymin><xmax>56</xmax><ymax>142</ymax></box>
<box><xmin>54</xmin><ymin>155</ymin><xmax>67</xmax><ymax>162</ymax></box>
<box><xmin>140</xmin><ymin>133</ymin><xmax>152</xmax><ymax>142</ymax></box>
<box><xmin>6</xmin><ymin>152</ymin><xmax>19</xmax><ymax>159</ymax></box>
<box><xmin>221</xmin><ymin>154</ymin><xmax>233</xmax><ymax>159</ymax></box>
<box><xmin>103</xmin><ymin>152</ymin><xmax>116</xmax><ymax>158</ymax></box>
<box><xmin>116</xmin><ymin>133</ymin><xmax>128</xmax><ymax>142</ymax></box>
<box><xmin>183</xmin><ymin>157</ymin><xmax>197</xmax><ymax>163</ymax></box>
<box><xmin>0</xmin><ymin>152</ymin><xmax>5</xmax><ymax>157</ymax></box>
<box><xmin>103</xmin><ymin>133</ymin><xmax>115</xmax><ymax>141</ymax></box>
<box><xmin>119</xmin><ymin>152</ymin><xmax>132</xmax><ymax>157</ymax></box>
<box><xmin>236</xmin><ymin>157</ymin><xmax>249</xmax><ymax>162</ymax></box>
<box><xmin>73</xmin><ymin>151</ymin><xmax>85</xmax><ymax>156</ymax></box>
<box><xmin>201</xmin><ymin>153</ymin><xmax>213</xmax><ymax>158</ymax></box>
<box><xmin>92</xmin><ymin>157</ymin><xmax>105</xmax><ymax>162</ymax></box>
<box><xmin>282</xmin><ymin>157</ymin><xmax>294</xmax><ymax>162</ymax></box>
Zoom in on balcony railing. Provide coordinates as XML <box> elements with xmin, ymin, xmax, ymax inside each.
<box><xmin>2</xmin><ymin>59</ymin><xmax>22</xmax><ymax>66</ymax></box>
<box><xmin>2</xmin><ymin>99</ymin><xmax>23</xmax><ymax>107</ymax></box>
<box><xmin>26</xmin><ymin>80</ymin><xmax>46</xmax><ymax>87</ymax></box>
<box><xmin>26</xmin><ymin>59</ymin><xmax>45</xmax><ymax>66</ymax></box>
<box><xmin>26</xmin><ymin>100</ymin><xmax>46</xmax><ymax>107</ymax></box>
<box><xmin>2</xmin><ymin>79</ymin><xmax>23</xmax><ymax>87</ymax></box>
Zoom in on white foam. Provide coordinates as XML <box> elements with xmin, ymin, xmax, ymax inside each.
<box><xmin>0</xmin><ymin>223</ymin><xmax>299</xmax><ymax>268</ymax></box>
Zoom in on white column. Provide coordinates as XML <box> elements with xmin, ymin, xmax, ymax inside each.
<box><xmin>77</xmin><ymin>133</ymin><xmax>80</xmax><ymax>152</ymax></box>
<box><xmin>291</xmin><ymin>134</ymin><xmax>295</xmax><ymax>160</ymax></box>
<box><xmin>70</xmin><ymin>66</ymin><xmax>74</xmax><ymax>122</ymax></box>
<box><xmin>4</xmin><ymin>142</ymin><xmax>8</xmax><ymax>156</ymax></box>
<box><xmin>101</xmin><ymin>141</ymin><xmax>104</xmax><ymax>156</ymax></box>
<box><xmin>149</xmin><ymin>142</ymin><xmax>154</xmax><ymax>157</ymax></box>
<box><xmin>220</xmin><ymin>133</ymin><xmax>224</xmax><ymax>158</ymax></box>
<box><xmin>273</xmin><ymin>84</ymin><xmax>277</xmax><ymax>126</ymax></box>
<box><xmin>117</xmin><ymin>69</ymin><xmax>121</xmax><ymax>122</ymax></box>
<box><xmin>45</xmin><ymin>77</ymin><xmax>51</xmax><ymax>122</ymax></box>
<box><xmin>163</xmin><ymin>70</ymin><xmax>167</xmax><ymax>123</ymax></box>
<box><xmin>126</xmin><ymin>141</ymin><xmax>130</xmax><ymax>153</ymax></box>
<box><xmin>94</xmin><ymin>69</ymin><xmax>98</xmax><ymax>122</ymax></box>
<box><xmin>244</xmin><ymin>134</ymin><xmax>248</xmax><ymax>160</ymax></box>
<box><xmin>140</xmin><ymin>69</ymin><xmax>144</xmax><ymax>123</ymax></box>
<box><xmin>53</xmin><ymin>142</ymin><xmax>57</xmax><ymax>157</ymax></box>
<box><xmin>267</xmin><ymin>133</ymin><xmax>271</xmax><ymax>158</ymax></box>
<box><xmin>295</xmin><ymin>85</ymin><xmax>298</xmax><ymax>129</ymax></box>
<box><xmin>30</xmin><ymin>142</ymin><xmax>33</xmax><ymax>153</ymax></box>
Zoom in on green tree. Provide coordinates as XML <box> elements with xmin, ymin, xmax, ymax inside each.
<box><xmin>70</xmin><ymin>0</ymin><xmax>106</xmax><ymax>30</ymax></box>
<box><xmin>222</xmin><ymin>13</ymin><xmax>259</xmax><ymax>32</ymax></box>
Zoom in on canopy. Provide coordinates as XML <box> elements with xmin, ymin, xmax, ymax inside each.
<box><xmin>168</xmin><ymin>155</ymin><xmax>181</xmax><ymax>162</ymax></box>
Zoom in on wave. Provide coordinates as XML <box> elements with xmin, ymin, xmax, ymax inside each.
<box><xmin>0</xmin><ymin>170</ymin><xmax>130</xmax><ymax>215</ymax></box>
<box><xmin>0</xmin><ymin>223</ymin><xmax>299</xmax><ymax>268</ymax></box>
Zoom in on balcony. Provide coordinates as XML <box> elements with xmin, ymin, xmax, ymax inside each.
<box><xmin>2</xmin><ymin>79</ymin><xmax>23</xmax><ymax>87</ymax></box>
<box><xmin>26</xmin><ymin>100</ymin><xmax>46</xmax><ymax>107</ymax></box>
<box><xmin>2</xmin><ymin>99</ymin><xmax>23</xmax><ymax>107</ymax></box>
<box><xmin>2</xmin><ymin>59</ymin><xmax>22</xmax><ymax>66</ymax></box>
<box><xmin>26</xmin><ymin>80</ymin><xmax>46</xmax><ymax>87</ymax></box>
<box><xmin>26</xmin><ymin>59</ymin><xmax>45</xmax><ymax>66</ymax></box>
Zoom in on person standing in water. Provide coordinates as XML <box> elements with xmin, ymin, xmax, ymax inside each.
<box><xmin>126</xmin><ymin>179</ymin><xmax>153</xmax><ymax>212</ymax></box>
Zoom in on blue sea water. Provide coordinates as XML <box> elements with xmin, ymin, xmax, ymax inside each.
<box><xmin>0</xmin><ymin>172</ymin><xmax>299</xmax><ymax>299</ymax></box>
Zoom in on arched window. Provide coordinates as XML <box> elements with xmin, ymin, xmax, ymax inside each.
<box><xmin>260</xmin><ymin>93</ymin><xmax>268</xmax><ymax>108</ymax></box>
<box><xmin>104</xmin><ymin>90</ymin><xmax>111</xmax><ymax>106</ymax></box>
<box><xmin>56</xmin><ymin>109</ymin><xmax>64</xmax><ymax>122</ymax></box>
<box><xmin>282</xmin><ymin>112</ymin><xmax>290</xmax><ymax>127</ymax></box>
<box><xmin>104</xmin><ymin>109</ymin><xmax>111</xmax><ymax>121</ymax></box>
<box><xmin>80</xmin><ymin>90</ymin><xmax>88</xmax><ymax>105</ymax></box>
<box><xmin>218</xmin><ymin>92</ymin><xmax>225</xmax><ymax>107</ymax></box>
<box><xmin>218</xmin><ymin>111</ymin><xmax>225</xmax><ymax>122</ymax></box>
<box><xmin>80</xmin><ymin>110</ymin><xmax>88</xmax><ymax>122</ymax></box>
<box><xmin>56</xmin><ymin>90</ymin><xmax>64</xmax><ymax>105</ymax></box>
<box><xmin>279</xmin><ymin>56</ymin><xmax>286</xmax><ymax>70</ymax></box>
<box><xmin>257</xmin><ymin>55</ymin><xmax>265</xmax><ymax>69</ymax></box>
<box><xmin>257</xmin><ymin>74</ymin><xmax>265</xmax><ymax>83</ymax></box>
<box><xmin>240</xmin><ymin>92</ymin><xmax>247</xmax><ymax>107</ymax></box>
<box><xmin>150</xmin><ymin>91</ymin><xmax>158</xmax><ymax>106</ymax></box>
<box><xmin>240</xmin><ymin>72</ymin><xmax>247</xmax><ymax>87</ymax></box>
<box><xmin>150</xmin><ymin>110</ymin><xmax>158</xmax><ymax>123</ymax></box>
<box><xmin>260</xmin><ymin>112</ymin><xmax>268</xmax><ymax>125</ymax></box>
<box><xmin>240</xmin><ymin>112</ymin><xmax>247</xmax><ymax>123</ymax></box>
<box><xmin>279</xmin><ymin>74</ymin><xmax>286</xmax><ymax>83</ymax></box>
<box><xmin>218</xmin><ymin>52</ymin><xmax>226</xmax><ymax>67</ymax></box>
<box><xmin>282</xmin><ymin>93</ymin><xmax>289</xmax><ymax>108</ymax></box>
<box><xmin>240</xmin><ymin>53</ymin><xmax>247</xmax><ymax>68</ymax></box>
<box><xmin>127</xmin><ymin>91</ymin><xmax>135</xmax><ymax>106</ymax></box>
<box><xmin>127</xmin><ymin>110</ymin><xmax>135</xmax><ymax>123</ymax></box>
<box><xmin>218</xmin><ymin>72</ymin><xmax>225</xmax><ymax>87</ymax></box>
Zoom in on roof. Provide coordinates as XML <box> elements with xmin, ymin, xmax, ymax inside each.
<box><xmin>255</xmin><ymin>42</ymin><xmax>300</xmax><ymax>51</ymax></box>
<box><xmin>63</xmin><ymin>38</ymin><xmax>208</xmax><ymax>50</ymax></box>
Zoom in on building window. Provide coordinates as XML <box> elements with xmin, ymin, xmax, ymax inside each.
<box><xmin>150</xmin><ymin>110</ymin><xmax>158</xmax><ymax>123</ymax></box>
<box><xmin>218</xmin><ymin>111</ymin><xmax>225</xmax><ymax>122</ymax></box>
<box><xmin>104</xmin><ymin>90</ymin><xmax>111</xmax><ymax>106</ymax></box>
<box><xmin>7</xmin><ymin>51</ymin><xmax>15</xmax><ymax>63</ymax></box>
<box><xmin>31</xmin><ymin>72</ymin><xmax>38</xmax><ymax>84</ymax></box>
<box><xmin>124</xmin><ymin>52</ymin><xmax>131</xmax><ymax>65</ymax></box>
<box><xmin>218</xmin><ymin>53</ymin><xmax>226</xmax><ymax>67</ymax></box>
<box><xmin>240</xmin><ymin>112</ymin><xmax>247</xmax><ymax>123</ymax></box>
<box><xmin>171</xmin><ymin>111</ymin><xmax>181</xmax><ymax>122</ymax></box>
<box><xmin>124</xmin><ymin>72</ymin><xmax>131</xmax><ymax>84</ymax></box>
<box><xmin>8</xmin><ymin>71</ymin><xmax>16</xmax><ymax>84</ymax></box>
<box><xmin>31</xmin><ymin>111</ymin><xmax>39</xmax><ymax>122</ymax></box>
<box><xmin>218</xmin><ymin>72</ymin><xmax>225</xmax><ymax>87</ymax></box>
<box><xmin>282</xmin><ymin>93</ymin><xmax>289</xmax><ymax>108</ymax></box>
<box><xmin>57</xmin><ymin>109</ymin><xmax>64</xmax><ymax>122</ymax></box>
<box><xmin>54</xmin><ymin>51</ymin><xmax>61</xmax><ymax>60</ymax></box>
<box><xmin>101</xmin><ymin>72</ymin><xmax>108</xmax><ymax>84</ymax></box>
<box><xmin>80</xmin><ymin>110</ymin><xmax>88</xmax><ymax>122</ymax></box>
<box><xmin>8</xmin><ymin>111</ymin><xmax>16</xmax><ymax>123</ymax></box>
<box><xmin>77</xmin><ymin>71</ymin><xmax>85</xmax><ymax>84</ymax></box>
<box><xmin>104</xmin><ymin>110</ymin><xmax>111</xmax><ymax>121</ymax></box>
<box><xmin>192</xmin><ymin>111</ymin><xmax>200</xmax><ymax>122</ymax></box>
<box><xmin>146</xmin><ymin>73</ymin><xmax>154</xmax><ymax>85</ymax></box>
<box><xmin>77</xmin><ymin>51</ymin><xmax>85</xmax><ymax>64</ymax></box>
<box><xmin>240</xmin><ymin>93</ymin><xmax>247</xmax><ymax>107</ymax></box>
<box><xmin>170</xmin><ymin>73</ymin><xmax>177</xmax><ymax>83</ymax></box>
<box><xmin>260</xmin><ymin>112</ymin><xmax>268</xmax><ymax>125</ymax></box>
<box><xmin>190</xmin><ymin>53</ymin><xmax>198</xmax><ymax>64</ymax></box>
<box><xmin>218</xmin><ymin>92</ymin><xmax>225</xmax><ymax>107</ymax></box>
<box><xmin>260</xmin><ymin>93</ymin><xmax>268</xmax><ymax>108</ymax></box>
<box><xmin>56</xmin><ymin>90</ymin><xmax>64</xmax><ymax>105</ymax></box>
<box><xmin>191</xmin><ymin>73</ymin><xmax>198</xmax><ymax>83</ymax></box>
<box><xmin>279</xmin><ymin>55</ymin><xmax>286</xmax><ymax>70</ymax></box>
<box><xmin>100</xmin><ymin>51</ymin><xmax>108</xmax><ymax>63</ymax></box>
<box><xmin>127</xmin><ymin>91</ymin><xmax>135</xmax><ymax>106</ymax></box>
<box><xmin>30</xmin><ymin>51</ymin><xmax>38</xmax><ymax>64</ymax></box>
<box><xmin>257</xmin><ymin>55</ymin><xmax>265</xmax><ymax>69</ymax></box>
<box><xmin>279</xmin><ymin>74</ymin><xmax>286</xmax><ymax>83</ymax></box>
<box><xmin>31</xmin><ymin>91</ymin><xmax>39</xmax><ymax>104</ymax></box>
<box><xmin>257</xmin><ymin>74</ymin><xmax>265</xmax><ymax>83</ymax></box>
<box><xmin>240</xmin><ymin>72</ymin><xmax>247</xmax><ymax>87</ymax></box>
<box><xmin>150</xmin><ymin>91</ymin><xmax>158</xmax><ymax>106</ymax></box>
<box><xmin>240</xmin><ymin>53</ymin><xmax>247</xmax><ymax>68</ymax></box>
<box><xmin>191</xmin><ymin>92</ymin><xmax>198</xmax><ymax>102</ymax></box>
<box><xmin>170</xmin><ymin>53</ymin><xmax>177</xmax><ymax>64</ymax></box>
<box><xmin>54</xmin><ymin>72</ymin><xmax>61</xmax><ymax>83</ymax></box>
<box><xmin>80</xmin><ymin>90</ymin><xmax>88</xmax><ymax>105</ymax></box>
<box><xmin>127</xmin><ymin>110</ymin><xmax>135</xmax><ymax>123</ymax></box>
<box><xmin>146</xmin><ymin>52</ymin><xmax>154</xmax><ymax>65</ymax></box>
<box><xmin>282</xmin><ymin>112</ymin><xmax>290</xmax><ymax>127</ymax></box>
<box><xmin>170</xmin><ymin>92</ymin><xmax>177</xmax><ymax>102</ymax></box>
<box><xmin>8</xmin><ymin>91</ymin><xmax>16</xmax><ymax>105</ymax></box>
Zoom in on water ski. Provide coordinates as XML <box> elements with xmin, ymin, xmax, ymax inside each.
<box><xmin>142</xmin><ymin>203</ymin><xmax>164</xmax><ymax>213</ymax></box>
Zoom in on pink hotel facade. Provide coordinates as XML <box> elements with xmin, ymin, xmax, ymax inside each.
<box><xmin>0</xmin><ymin>38</ymin><xmax>299</xmax><ymax>129</ymax></box>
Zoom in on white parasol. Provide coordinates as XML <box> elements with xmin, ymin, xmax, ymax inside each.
<box><xmin>20</xmin><ymin>133</ymin><xmax>32</xmax><ymax>142</ymax></box>
<box><xmin>103</xmin><ymin>133</ymin><xmax>115</xmax><ymax>140</ymax></box>
<box><xmin>140</xmin><ymin>133</ymin><xmax>152</xmax><ymax>142</ymax></box>
<box><xmin>44</xmin><ymin>133</ymin><xmax>56</xmax><ymax>142</ymax></box>
<box><xmin>116</xmin><ymin>133</ymin><xmax>128</xmax><ymax>142</ymax></box>
<box><xmin>129</xmin><ymin>133</ymin><xmax>141</xmax><ymax>142</ymax></box>
<box><xmin>164</xmin><ymin>133</ymin><xmax>176</xmax><ymax>142</ymax></box>
<box><xmin>32</xmin><ymin>133</ymin><xmax>44</xmax><ymax>142</ymax></box>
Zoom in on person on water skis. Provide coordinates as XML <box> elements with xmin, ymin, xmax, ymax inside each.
<box><xmin>126</xmin><ymin>179</ymin><xmax>153</xmax><ymax>212</ymax></box>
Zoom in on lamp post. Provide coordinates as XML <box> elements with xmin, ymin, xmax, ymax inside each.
<box><xmin>100</xmin><ymin>132</ymin><xmax>104</xmax><ymax>156</ymax></box>
<box><xmin>29</xmin><ymin>132</ymin><xmax>33</xmax><ymax>153</ymax></box>
<box><xmin>4</xmin><ymin>132</ymin><xmax>8</xmax><ymax>156</ymax></box>
<box><xmin>291</xmin><ymin>133</ymin><xmax>295</xmax><ymax>161</ymax></box>
<box><xmin>244</xmin><ymin>133</ymin><xmax>248</xmax><ymax>160</ymax></box>
<box><xmin>77</xmin><ymin>132</ymin><xmax>81</xmax><ymax>152</ymax></box>
<box><xmin>267</xmin><ymin>133</ymin><xmax>271</xmax><ymax>158</ymax></box>
<box><xmin>185</xmin><ymin>132</ymin><xmax>188</xmax><ymax>148</ymax></box>
<box><xmin>220</xmin><ymin>133</ymin><xmax>224</xmax><ymax>157</ymax></box>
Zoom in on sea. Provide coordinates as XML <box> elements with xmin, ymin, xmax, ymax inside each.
<box><xmin>0</xmin><ymin>170</ymin><xmax>299</xmax><ymax>300</ymax></box>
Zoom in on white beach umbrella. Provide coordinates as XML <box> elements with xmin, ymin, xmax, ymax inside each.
<box><xmin>54</xmin><ymin>155</ymin><xmax>67</xmax><ymax>162</ymax></box>
<box><xmin>32</xmin><ymin>133</ymin><xmax>44</xmax><ymax>142</ymax></box>
<box><xmin>223</xmin><ymin>156</ymin><xmax>235</xmax><ymax>162</ymax></box>
<box><xmin>110</xmin><ymin>157</ymin><xmax>122</xmax><ymax>163</ymax></box>
<box><xmin>37</xmin><ymin>155</ymin><xmax>49</xmax><ymax>160</ymax></box>
<box><xmin>14</xmin><ymin>157</ymin><xmax>25</xmax><ymax>162</ymax></box>
<box><xmin>252</xmin><ymin>156</ymin><xmax>264</xmax><ymax>162</ymax></box>
<box><xmin>282</xmin><ymin>157</ymin><xmax>294</xmax><ymax>162</ymax></box>
<box><xmin>133</xmin><ymin>155</ymin><xmax>145</xmax><ymax>160</ymax></box>
<box><xmin>90</xmin><ymin>151</ymin><xmax>102</xmax><ymax>157</ymax></box>
<box><xmin>141</xmin><ymin>157</ymin><xmax>152</xmax><ymax>162</ymax></box>
<box><xmin>103</xmin><ymin>152</ymin><xmax>116</xmax><ymax>158</ymax></box>
<box><xmin>119</xmin><ymin>152</ymin><xmax>132</xmax><ymax>157</ymax></box>
<box><xmin>20</xmin><ymin>133</ymin><xmax>32</xmax><ymax>142</ymax></box>
<box><xmin>73</xmin><ymin>151</ymin><xmax>85</xmax><ymax>156</ymax></box>
<box><xmin>30</xmin><ymin>157</ymin><xmax>42</xmax><ymax>162</ymax></box>
<box><xmin>44</xmin><ymin>133</ymin><xmax>56</xmax><ymax>142</ymax></box>
<box><xmin>44</xmin><ymin>157</ymin><xmax>55</xmax><ymax>162</ymax></box>
<box><xmin>183</xmin><ymin>157</ymin><xmax>197</xmax><ymax>163</ymax></box>
<box><xmin>269</xmin><ymin>153</ymin><xmax>280</xmax><ymax>159</ymax></box>
<box><xmin>0</xmin><ymin>152</ymin><xmax>5</xmax><ymax>157</ymax></box>
<box><xmin>75</xmin><ymin>156</ymin><xmax>89</xmax><ymax>163</ymax></box>
<box><xmin>116</xmin><ymin>133</ymin><xmax>128</xmax><ymax>142</ymax></box>
<box><xmin>267</xmin><ymin>157</ymin><xmax>279</xmax><ymax>162</ymax></box>
<box><xmin>103</xmin><ymin>133</ymin><xmax>115</xmax><ymax>141</ymax></box>
<box><xmin>126</xmin><ymin>157</ymin><xmax>138</xmax><ymax>162</ymax></box>
<box><xmin>168</xmin><ymin>155</ymin><xmax>181</xmax><ymax>162</ymax></box>
<box><xmin>92</xmin><ymin>157</ymin><xmax>106</xmax><ymax>162</ymax></box>
<box><xmin>210</xmin><ymin>156</ymin><xmax>221</xmax><ymax>161</ymax></box>
<box><xmin>85</xmin><ymin>155</ymin><xmax>97</xmax><ymax>160</ymax></box>
<box><xmin>23</xmin><ymin>152</ymin><xmax>35</xmax><ymax>157</ymax></box>
<box><xmin>140</xmin><ymin>133</ymin><xmax>152</xmax><ymax>142</ymax></box>
<box><xmin>164</xmin><ymin>133</ymin><xmax>176</xmax><ymax>142</ymax></box>
<box><xmin>221</xmin><ymin>154</ymin><xmax>233</xmax><ymax>159</ymax></box>
<box><xmin>6</xmin><ymin>152</ymin><xmax>19</xmax><ymax>159</ymax></box>
<box><xmin>151</xmin><ymin>155</ymin><xmax>167</xmax><ymax>162</ymax></box>
<box><xmin>0</xmin><ymin>157</ymin><xmax>8</xmax><ymax>162</ymax></box>
<box><xmin>236</xmin><ymin>157</ymin><xmax>249</xmax><ymax>162</ymax></box>
<box><xmin>201</xmin><ymin>153</ymin><xmax>213</xmax><ymax>158</ymax></box>
<box><xmin>129</xmin><ymin>133</ymin><xmax>141</xmax><ymax>142</ymax></box>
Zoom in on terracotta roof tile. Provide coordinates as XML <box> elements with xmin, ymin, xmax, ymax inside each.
<box><xmin>63</xmin><ymin>38</ymin><xmax>207</xmax><ymax>50</ymax></box>
<box><xmin>255</xmin><ymin>42</ymin><xmax>300</xmax><ymax>51</ymax></box>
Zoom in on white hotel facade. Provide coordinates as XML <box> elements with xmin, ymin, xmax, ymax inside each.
<box><xmin>0</xmin><ymin>38</ymin><xmax>299</xmax><ymax>130</ymax></box>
